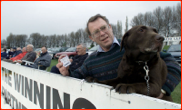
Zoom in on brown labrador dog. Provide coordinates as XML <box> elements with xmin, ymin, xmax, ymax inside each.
<box><xmin>86</xmin><ymin>25</ymin><xmax>171</xmax><ymax>101</ymax></box>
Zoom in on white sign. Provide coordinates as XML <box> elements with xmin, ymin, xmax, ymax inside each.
<box><xmin>1</xmin><ymin>61</ymin><xmax>181</xmax><ymax>109</ymax></box>
<box><xmin>60</xmin><ymin>55</ymin><xmax>71</xmax><ymax>67</ymax></box>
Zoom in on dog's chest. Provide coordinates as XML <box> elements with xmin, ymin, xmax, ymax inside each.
<box><xmin>122</xmin><ymin>66</ymin><xmax>147</xmax><ymax>83</ymax></box>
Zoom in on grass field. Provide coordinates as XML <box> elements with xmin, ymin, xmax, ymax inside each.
<box><xmin>47</xmin><ymin>46</ymin><xmax>181</xmax><ymax>104</ymax></box>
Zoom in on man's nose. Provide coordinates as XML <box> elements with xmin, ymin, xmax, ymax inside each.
<box><xmin>99</xmin><ymin>30</ymin><xmax>105</xmax><ymax>36</ymax></box>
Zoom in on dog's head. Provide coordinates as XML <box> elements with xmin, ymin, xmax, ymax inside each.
<box><xmin>120</xmin><ymin>25</ymin><xmax>164</xmax><ymax>54</ymax></box>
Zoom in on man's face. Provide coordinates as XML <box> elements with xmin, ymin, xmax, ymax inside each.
<box><xmin>76</xmin><ymin>45</ymin><xmax>86</xmax><ymax>55</ymax></box>
<box><xmin>88</xmin><ymin>18</ymin><xmax>114</xmax><ymax>52</ymax></box>
<box><xmin>26</xmin><ymin>46</ymin><xmax>32</xmax><ymax>52</ymax></box>
<box><xmin>22</xmin><ymin>47</ymin><xmax>27</xmax><ymax>52</ymax></box>
<box><xmin>41</xmin><ymin>47</ymin><xmax>47</xmax><ymax>54</ymax></box>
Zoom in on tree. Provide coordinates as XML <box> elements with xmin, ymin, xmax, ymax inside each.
<box><xmin>162</xmin><ymin>6</ymin><xmax>174</xmax><ymax>37</ymax></box>
<box><xmin>29</xmin><ymin>33</ymin><xmax>42</xmax><ymax>48</ymax></box>
<box><xmin>111</xmin><ymin>24</ymin><xmax>118</xmax><ymax>37</ymax></box>
<box><xmin>6</xmin><ymin>33</ymin><xmax>16</xmax><ymax>48</ymax></box>
<box><xmin>125</xmin><ymin>16</ymin><xmax>128</xmax><ymax>33</ymax></box>
<box><xmin>172</xmin><ymin>3</ymin><xmax>181</xmax><ymax>36</ymax></box>
<box><xmin>117</xmin><ymin>20</ymin><xmax>122</xmax><ymax>39</ymax></box>
<box><xmin>1</xmin><ymin>39</ymin><xmax>7</xmax><ymax>48</ymax></box>
<box><xmin>153</xmin><ymin>6</ymin><xmax>164</xmax><ymax>33</ymax></box>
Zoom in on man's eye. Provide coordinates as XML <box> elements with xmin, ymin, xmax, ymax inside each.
<box><xmin>101</xmin><ymin>26</ymin><xmax>106</xmax><ymax>30</ymax></box>
<box><xmin>94</xmin><ymin>30</ymin><xmax>99</xmax><ymax>34</ymax></box>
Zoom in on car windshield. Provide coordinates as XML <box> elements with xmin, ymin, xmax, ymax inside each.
<box><xmin>89</xmin><ymin>45</ymin><xmax>98</xmax><ymax>51</ymax></box>
<box><xmin>168</xmin><ymin>45</ymin><xmax>181</xmax><ymax>52</ymax></box>
<box><xmin>65</xmin><ymin>47</ymin><xmax>76</xmax><ymax>52</ymax></box>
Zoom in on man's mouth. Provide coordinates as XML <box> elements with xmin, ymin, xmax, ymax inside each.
<box><xmin>101</xmin><ymin>37</ymin><xmax>108</xmax><ymax>42</ymax></box>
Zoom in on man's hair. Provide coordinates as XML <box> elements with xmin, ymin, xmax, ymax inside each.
<box><xmin>41</xmin><ymin>46</ymin><xmax>47</xmax><ymax>50</ymax></box>
<box><xmin>78</xmin><ymin>43</ymin><xmax>87</xmax><ymax>49</ymax></box>
<box><xmin>3</xmin><ymin>48</ymin><xmax>6</xmax><ymax>52</ymax></box>
<box><xmin>27</xmin><ymin>44</ymin><xmax>34</xmax><ymax>49</ymax></box>
<box><xmin>85</xmin><ymin>14</ymin><xmax>109</xmax><ymax>36</ymax></box>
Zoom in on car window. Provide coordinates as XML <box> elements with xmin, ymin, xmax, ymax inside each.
<box><xmin>168</xmin><ymin>45</ymin><xmax>181</xmax><ymax>52</ymax></box>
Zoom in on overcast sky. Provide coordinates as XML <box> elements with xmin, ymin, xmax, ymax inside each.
<box><xmin>1</xmin><ymin>1</ymin><xmax>180</xmax><ymax>40</ymax></box>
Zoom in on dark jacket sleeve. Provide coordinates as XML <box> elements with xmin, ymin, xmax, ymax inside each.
<box><xmin>26</xmin><ymin>52</ymin><xmax>36</xmax><ymax>62</ymax></box>
<box><xmin>160</xmin><ymin>52</ymin><xmax>181</xmax><ymax>96</ymax></box>
<box><xmin>69</xmin><ymin>54</ymin><xmax>88</xmax><ymax>71</ymax></box>
<box><xmin>39</xmin><ymin>54</ymin><xmax>52</xmax><ymax>67</ymax></box>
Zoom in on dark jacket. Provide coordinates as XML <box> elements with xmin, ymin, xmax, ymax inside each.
<box><xmin>69</xmin><ymin>53</ymin><xmax>88</xmax><ymax>71</ymax></box>
<box><xmin>21</xmin><ymin>51</ymin><xmax>36</xmax><ymax>62</ymax></box>
<box><xmin>30</xmin><ymin>52</ymin><xmax>52</xmax><ymax>70</ymax></box>
<box><xmin>6</xmin><ymin>51</ymin><xmax>14</xmax><ymax>59</ymax></box>
<box><xmin>13</xmin><ymin>50</ymin><xmax>22</xmax><ymax>57</ymax></box>
<box><xmin>1</xmin><ymin>52</ymin><xmax>7</xmax><ymax>59</ymax></box>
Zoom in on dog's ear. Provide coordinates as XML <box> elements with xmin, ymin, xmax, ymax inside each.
<box><xmin>120</xmin><ymin>31</ymin><xmax>129</xmax><ymax>51</ymax></box>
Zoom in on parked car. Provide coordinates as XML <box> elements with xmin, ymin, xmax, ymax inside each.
<box><xmin>34</xmin><ymin>48</ymin><xmax>41</xmax><ymax>53</ymax></box>
<box><xmin>34</xmin><ymin>48</ymin><xmax>41</xmax><ymax>57</ymax></box>
<box><xmin>49</xmin><ymin>47</ymin><xmax>69</xmax><ymax>59</ymax></box>
<box><xmin>55</xmin><ymin>47</ymin><xmax>77</xmax><ymax>59</ymax></box>
<box><xmin>47</xmin><ymin>48</ymin><xmax>54</xmax><ymax>58</ymax></box>
<box><xmin>87</xmin><ymin>45</ymin><xmax>99</xmax><ymax>55</ymax></box>
<box><xmin>163</xmin><ymin>44</ymin><xmax>181</xmax><ymax>63</ymax></box>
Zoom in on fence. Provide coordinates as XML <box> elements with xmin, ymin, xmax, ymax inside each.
<box><xmin>1</xmin><ymin>61</ymin><xmax>181</xmax><ymax>109</ymax></box>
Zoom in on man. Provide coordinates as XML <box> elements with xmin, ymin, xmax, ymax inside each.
<box><xmin>1</xmin><ymin>48</ymin><xmax>7</xmax><ymax>60</ymax></box>
<box><xmin>3</xmin><ymin>47</ymin><xmax>27</xmax><ymax>62</ymax></box>
<box><xmin>12</xmin><ymin>47</ymin><xmax>22</xmax><ymax>57</ymax></box>
<box><xmin>16</xmin><ymin>44</ymin><xmax>36</xmax><ymax>64</ymax></box>
<box><xmin>28</xmin><ymin>46</ymin><xmax>51</xmax><ymax>70</ymax></box>
<box><xmin>51</xmin><ymin>43</ymin><xmax>88</xmax><ymax>73</ymax></box>
<box><xmin>55</xmin><ymin>14</ymin><xmax>181</xmax><ymax>98</ymax></box>
<box><xmin>6</xmin><ymin>48</ymin><xmax>14</xmax><ymax>59</ymax></box>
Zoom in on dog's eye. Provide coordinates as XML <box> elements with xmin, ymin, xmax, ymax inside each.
<box><xmin>139</xmin><ymin>28</ymin><xmax>144</xmax><ymax>32</ymax></box>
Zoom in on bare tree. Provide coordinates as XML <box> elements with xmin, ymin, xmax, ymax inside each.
<box><xmin>130</xmin><ymin>13</ymin><xmax>144</xmax><ymax>26</ymax></box>
<box><xmin>117</xmin><ymin>20</ymin><xmax>122</xmax><ymax>39</ymax></box>
<box><xmin>172</xmin><ymin>3</ymin><xmax>181</xmax><ymax>36</ymax></box>
<box><xmin>124</xmin><ymin>16</ymin><xmax>128</xmax><ymax>33</ymax></box>
<box><xmin>111</xmin><ymin>24</ymin><xmax>117</xmax><ymax>37</ymax></box>
<box><xmin>1</xmin><ymin>39</ymin><xmax>7</xmax><ymax>48</ymax></box>
<box><xmin>162</xmin><ymin>6</ymin><xmax>174</xmax><ymax>37</ymax></box>
<box><xmin>29</xmin><ymin>33</ymin><xmax>42</xmax><ymax>48</ymax></box>
<box><xmin>153</xmin><ymin>6</ymin><xmax>164</xmax><ymax>33</ymax></box>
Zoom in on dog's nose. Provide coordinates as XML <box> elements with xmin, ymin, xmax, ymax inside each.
<box><xmin>155</xmin><ymin>35</ymin><xmax>164</xmax><ymax>42</ymax></box>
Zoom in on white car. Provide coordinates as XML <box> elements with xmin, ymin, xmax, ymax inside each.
<box><xmin>87</xmin><ymin>45</ymin><xmax>98</xmax><ymax>55</ymax></box>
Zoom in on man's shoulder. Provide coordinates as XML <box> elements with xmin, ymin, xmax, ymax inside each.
<box><xmin>30</xmin><ymin>51</ymin><xmax>36</xmax><ymax>54</ymax></box>
<box><xmin>84</xmin><ymin>51</ymin><xmax>98</xmax><ymax>62</ymax></box>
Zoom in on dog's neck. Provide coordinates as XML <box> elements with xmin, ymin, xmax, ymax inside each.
<box><xmin>125</xmin><ymin>50</ymin><xmax>159</xmax><ymax>65</ymax></box>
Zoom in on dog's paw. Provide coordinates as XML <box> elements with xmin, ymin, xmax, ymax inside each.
<box><xmin>115</xmin><ymin>84</ymin><xmax>135</xmax><ymax>94</ymax></box>
<box><xmin>85</xmin><ymin>76</ymin><xmax>99</xmax><ymax>83</ymax></box>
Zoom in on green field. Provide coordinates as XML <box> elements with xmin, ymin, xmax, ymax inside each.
<box><xmin>47</xmin><ymin>46</ymin><xmax>181</xmax><ymax>104</ymax></box>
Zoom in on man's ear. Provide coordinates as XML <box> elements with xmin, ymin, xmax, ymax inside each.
<box><xmin>89</xmin><ymin>35</ymin><xmax>95</xmax><ymax>42</ymax></box>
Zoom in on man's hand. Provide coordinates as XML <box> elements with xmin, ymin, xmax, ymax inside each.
<box><xmin>157</xmin><ymin>92</ymin><xmax>164</xmax><ymax>99</ymax></box>
<box><xmin>58</xmin><ymin>54</ymin><xmax>66</xmax><ymax>63</ymax></box>
<box><xmin>16</xmin><ymin>60</ymin><xmax>22</xmax><ymax>63</ymax></box>
<box><xmin>56</xmin><ymin>55</ymin><xmax>70</xmax><ymax>76</ymax></box>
